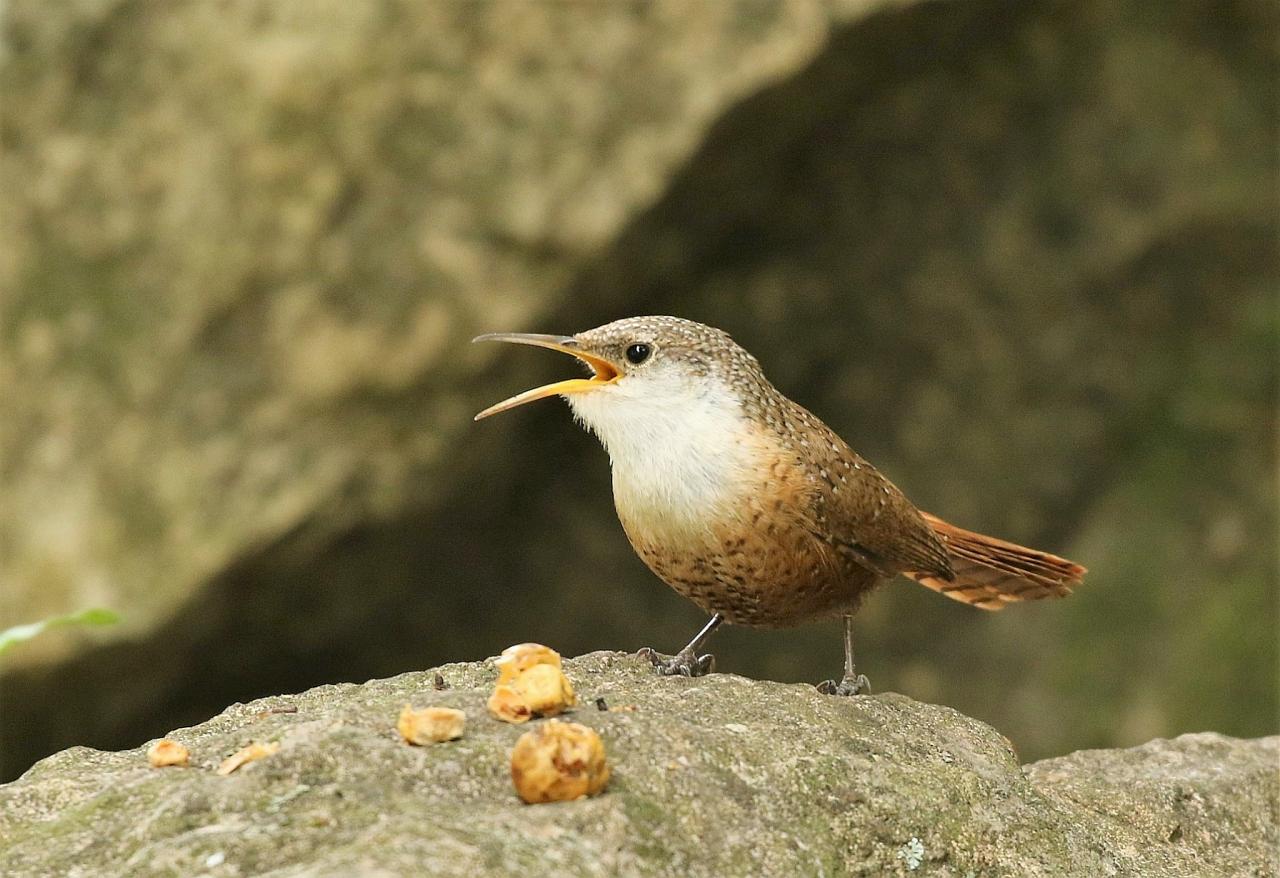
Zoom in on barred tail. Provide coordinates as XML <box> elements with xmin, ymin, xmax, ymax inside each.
<box><xmin>906</xmin><ymin>512</ymin><xmax>1086</xmax><ymax>611</ymax></box>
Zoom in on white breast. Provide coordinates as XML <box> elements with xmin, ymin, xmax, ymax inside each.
<box><xmin>566</xmin><ymin>374</ymin><xmax>758</xmax><ymax>543</ymax></box>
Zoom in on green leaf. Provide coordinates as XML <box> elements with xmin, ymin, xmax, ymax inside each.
<box><xmin>0</xmin><ymin>608</ymin><xmax>121</xmax><ymax>657</ymax></box>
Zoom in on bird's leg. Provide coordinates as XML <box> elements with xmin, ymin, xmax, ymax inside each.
<box><xmin>638</xmin><ymin>614</ymin><xmax>723</xmax><ymax>677</ymax></box>
<box><xmin>817</xmin><ymin>614</ymin><xmax>871</xmax><ymax>696</ymax></box>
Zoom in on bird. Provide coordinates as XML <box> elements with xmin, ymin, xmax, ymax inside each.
<box><xmin>473</xmin><ymin>316</ymin><xmax>1086</xmax><ymax>695</ymax></box>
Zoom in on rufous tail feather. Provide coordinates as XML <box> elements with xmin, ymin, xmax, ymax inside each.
<box><xmin>906</xmin><ymin>512</ymin><xmax>1086</xmax><ymax>611</ymax></box>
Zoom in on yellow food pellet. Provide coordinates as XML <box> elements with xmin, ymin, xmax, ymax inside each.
<box><xmin>495</xmin><ymin>643</ymin><xmax>562</xmax><ymax>685</ymax></box>
<box><xmin>488</xmin><ymin>643</ymin><xmax>576</xmax><ymax>724</ymax></box>
<box><xmin>146</xmin><ymin>739</ymin><xmax>190</xmax><ymax>768</ymax></box>
<box><xmin>510</xmin><ymin>719</ymin><xmax>609</xmax><ymax>804</ymax></box>
<box><xmin>511</xmin><ymin>663</ymin><xmax>576</xmax><ymax>717</ymax></box>
<box><xmin>397</xmin><ymin>705</ymin><xmax>466</xmax><ymax>745</ymax></box>
<box><xmin>488</xmin><ymin>683</ymin><xmax>532</xmax><ymax>724</ymax></box>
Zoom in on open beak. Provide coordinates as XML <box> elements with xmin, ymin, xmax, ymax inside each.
<box><xmin>472</xmin><ymin>333</ymin><xmax>621</xmax><ymax>420</ymax></box>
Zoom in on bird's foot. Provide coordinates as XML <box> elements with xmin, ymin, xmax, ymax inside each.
<box><xmin>817</xmin><ymin>673</ymin><xmax>871</xmax><ymax>697</ymax></box>
<box><xmin>637</xmin><ymin>646</ymin><xmax>715</xmax><ymax>677</ymax></box>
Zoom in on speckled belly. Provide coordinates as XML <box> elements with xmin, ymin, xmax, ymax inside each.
<box><xmin>619</xmin><ymin>514</ymin><xmax>880</xmax><ymax>628</ymax></box>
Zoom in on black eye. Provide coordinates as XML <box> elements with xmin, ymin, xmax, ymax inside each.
<box><xmin>625</xmin><ymin>343</ymin><xmax>651</xmax><ymax>365</ymax></box>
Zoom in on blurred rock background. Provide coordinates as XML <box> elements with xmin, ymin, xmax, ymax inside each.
<box><xmin>0</xmin><ymin>0</ymin><xmax>1274</xmax><ymax>781</ymax></box>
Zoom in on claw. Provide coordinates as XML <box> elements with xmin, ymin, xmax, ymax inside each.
<box><xmin>637</xmin><ymin>647</ymin><xmax>715</xmax><ymax>678</ymax></box>
<box><xmin>817</xmin><ymin>673</ymin><xmax>871</xmax><ymax>697</ymax></box>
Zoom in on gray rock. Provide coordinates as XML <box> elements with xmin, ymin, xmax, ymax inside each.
<box><xmin>1</xmin><ymin>653</ymin><xmax>1275</xmax><ymax>877</ymax></box>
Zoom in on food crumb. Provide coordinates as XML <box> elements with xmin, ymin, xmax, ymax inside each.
<box><xmin>488</xmin><ymin>643</ymin><xmax>575</xmax><ymax>723</ymax></box>
<box><xmin>510</xmin><ymin>719</ymin><xmax>609</xmax><ymax>804</ymax></box>
<box><xmin>147</xmin><ymin>739</ymin><xmax>189</xmax><ymax>768</ymax></box>
<box><xmin>397</xmin><ymin>705</ymin><xmax>466</xmax><ymax>745</ymax></box>
<box><xmin>216</xmin><ymin>741</ymin><xmax>280</xmax><ymax>776</ymax></box>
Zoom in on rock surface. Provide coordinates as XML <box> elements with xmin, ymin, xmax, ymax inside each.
<box><xmin>1</xmin><ymin>653</ymin><xmax>1275</xmax><ymax>877</ymax></box>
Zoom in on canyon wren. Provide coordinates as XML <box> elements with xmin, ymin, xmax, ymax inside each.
<box><xmin>474</xmin><ymin>316</ymin><xmax>1086</xmax><ymax>695</ymax></box>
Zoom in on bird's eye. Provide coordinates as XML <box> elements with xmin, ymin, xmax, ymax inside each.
<box><xmin>625</xmin><ymin>343</ymin><xmax>651</xmax><ymax>365</ymax></box>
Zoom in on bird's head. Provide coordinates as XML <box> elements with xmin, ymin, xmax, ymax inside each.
<box><xmin>474</xmin><ymin>316</ymin><xmax>770</xmax><ymax>456</ymax></box>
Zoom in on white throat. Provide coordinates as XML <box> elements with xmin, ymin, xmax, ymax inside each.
<box><xmin>566</xmin><ymin>375</ymin><xmax>756</xmax><ymax>540</ymax></box>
